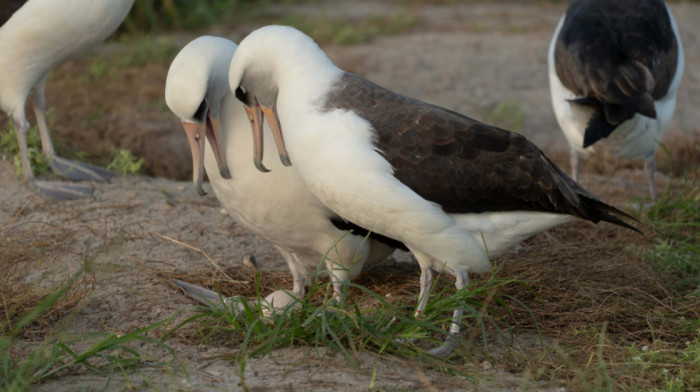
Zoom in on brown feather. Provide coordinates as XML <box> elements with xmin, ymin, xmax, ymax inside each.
<box><xmin>322</xmin><ymin>73</ymin><xmax>638</xmax><ymax>232</ymax></box>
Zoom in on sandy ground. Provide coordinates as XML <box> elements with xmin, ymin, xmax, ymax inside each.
<box><xmin>2</xmin><ymin>1</ymin><xmax>699</xmax><ymax>391</ymax></box>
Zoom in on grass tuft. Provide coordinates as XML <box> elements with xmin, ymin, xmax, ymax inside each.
<box><xmin>641</xmin><ymin>172</ymin><xmax>700</xmax><ymax>294</ymax></box>
<box><xmin>167</xmin><ymin>261</ymin><xmax>535</xmax><ymax>379</ymax></box>
<box><xmin>1</xmin><ymin>267</ymin><xmax>178</xmax><ymax>392</ymax></box>
<box><xmin>107</xmin><ymin>149</ymin><xmax>145</xmax><ymax>176</ymax></box>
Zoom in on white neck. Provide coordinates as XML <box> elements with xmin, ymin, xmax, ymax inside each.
<box><xmin>275</xmin><ymin>51</ymin><xmax>343</xmax><ymax>112</ymax></box>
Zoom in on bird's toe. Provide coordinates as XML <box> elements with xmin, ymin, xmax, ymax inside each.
<box><xmin>34</xmin><ymin>180</ymin><xmax>94</xmax><ymax>200</ymax></box>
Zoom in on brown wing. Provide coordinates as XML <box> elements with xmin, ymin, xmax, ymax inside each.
<box><xmin>322</xmin><ymin>73</ymin><xmax>638</xmax><ymax>230</ymax></box>
<box><xmin>0</xmin><ymin>0</ymin><xmax>29</xmax><ymax>28</ymax></box>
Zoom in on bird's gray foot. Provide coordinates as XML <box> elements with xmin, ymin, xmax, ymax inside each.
<box><xmin>171</xmin><ymin>279</ymin><xmax>243</xmax><ymax>311</ymax></box>
<box><xmin>34</xmin><ymin>180</ymin><xmax>94</xmax><ymax>200</ymax></box>
<box><xmin>50</xmin><ymin>156</ymin><xmax>114</xmax><ymax>182</ymax></box>
<box><xmin>427</xmin><ymin>334</ymin><xmax>459</xmax><ymax>357</ymax></box>
<box><xmin>425</xmin><ymin>270</ymin><xmax>468</xmax><ymax>357</ymax></box>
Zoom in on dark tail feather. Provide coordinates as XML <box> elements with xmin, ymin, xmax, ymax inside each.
<box><xmin>608</xmin><ymin>61</ymin><xmax>657</xmax><ymax>119</ymax></box>
<box><xmin>580</xmin><ymin>195</ymin><xmax>642</xmax><ymax>234</ymax></box>
<box><xmin>582</xmin><ymin>107</ymin><xmax>618</xmax><ymax>148</ymax></box>
<box><xmin>569</xmin><ymin>98</ymin><xmax>623</xmax><ymax>148</ymax></box>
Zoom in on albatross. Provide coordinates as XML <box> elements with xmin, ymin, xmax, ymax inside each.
<box><xmin>227</xmin><ymin>25</ymin><xmax>640</xmax><ymax>356</ymax></box>
<box><xmin>165</xmin><ymin>36</ymin><xmax>395</xmax><ymax>306</ymax></box>
<box><xmin>548</xmin><ymin>0</ymin><xmax>684</xmax><ymax>201</ymax></box>
<box><xmin>0</xmin><ymin>0</ymin><xmax>134</xmax><ymax>199</ymax></box>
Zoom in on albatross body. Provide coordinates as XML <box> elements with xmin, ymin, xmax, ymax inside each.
<box><xmin>228</xmin><ymin>25</ymin><xmax>638</xmax><ymax>356</ymax></box>
<box><xmin>0</xmin><ymin>0</ymin><xmax>134</xmax><ymax>199</ymax></box>
<box><xmin>165</xmin><ymin>36</ymin><xmax>394</xmax><ymax>302</ymax></box>
<box><xmin>548</xmin><ymin>0</ymin><xmax>684</xmax><ymax>201</ymax></box>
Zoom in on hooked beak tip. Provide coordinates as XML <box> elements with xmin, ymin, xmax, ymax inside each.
<box><xmin>220</xmin><ymin>167</ymin><xmax>232</xmax><ymax>179</ymax></box>
<box><xmin>280</xmin><ymin>155</ymin><xmax>292</xmax><ymax>167</ymax></box>
<box><xmin>253</xmin><ymin>158</ymin><xmax>270</xmax><ymax>173</ymax></box>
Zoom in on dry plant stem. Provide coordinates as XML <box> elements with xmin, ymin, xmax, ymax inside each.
<box><xmin>152</xmin><ymin>232</ymin><xmax>247</xmax><ymax>284</ymax></box>
<box><xmin>1</xmin><ymin>195</ymin><xmax>34</xmax><ymax>235</ymax></box>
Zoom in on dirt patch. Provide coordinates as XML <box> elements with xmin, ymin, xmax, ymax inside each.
<box><xmin>2</xmin><ymin>1</ymin><xmax>699</xmax><ymax>391</ymax></box>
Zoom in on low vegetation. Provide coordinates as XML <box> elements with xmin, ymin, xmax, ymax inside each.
<box><xmin>107</xmin><ymin>149</ymin><xmax>146</xmax><ymax>176</ymax></box>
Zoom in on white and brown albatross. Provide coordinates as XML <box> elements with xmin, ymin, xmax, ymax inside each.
<box><xmin>548</xmin><ymin>0</ymin><xmax>684</xmax><ymax>201</ymax></box>
<box><xmin>165</xmin><ymin>36</ymin><xmax>396</xmax><ymax>307</ymax></box>
<box><xmin>227</xmin><ymin>25</ymin><xmax>640</xmax><ymax>356</ymax></box>
<box><xmin>0</xmin><ymin>0</ymin><xmax>134</xmax><ymax>199</ymax></box>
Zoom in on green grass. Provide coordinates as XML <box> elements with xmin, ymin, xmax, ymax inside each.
<box><xmin>0</xmin><ymin>121</ymin><xmax>51</xmax><ymax>177</ymax></box>
<box><xmin>641</xmin><ymin>172</ymin><xmax>700</xmax><ymax>294</ymax></box>
<box><xmin>77</xmin><ymin>36</ymin><xmax>177</xmax><ymax>85</ymax></box>
<box><xmin>107</xmin><ymin>149</ymin><xmax>145</xmax><ymax>176</ymax></box>
<box><xmin>119</xmin><ymin>0</ymin><xmax>285</xmax><ymax>34</ymax></box>
<box><xmin>115</xmin><ymin>36</ymin><xmax>179</xmax><ymax>68</ymax></box>
<box><xmin>1</xmin><ymin>121</ymin><xmax>143</xmax><ymax>178</ymax></box>
<box><xmin>119</xmin><ymin>1</ymin><xmax>419</xmax><ymax>46</ymax></box>
<box><xmin>170</xmin><ymin>263</ymin><xmax>535</xmax><ymax>381</ymax></box>
<box><xmin>601</xmin><ymin>172</ymin><xmax>700</xmax><ymax>391</ymax></box>
<box><xmin>1</xmin><ymin>270</ymin><xmax>177</xmax><ymax>392</ymax></box>
<box><xmin>624</xmin><ymin>331</ymin><xmax>700</xmax><ymax>391</ymax></box>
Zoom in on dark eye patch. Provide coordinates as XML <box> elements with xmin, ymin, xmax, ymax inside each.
<box><xmin>193</xmin><ymin>99</ymin><xmax>207</xmax><ymax>122</ymax></box>
<box><xmin>235</xmin><ymin>86</ymin><xmax>251</xmax><ymax>105</ymax></box>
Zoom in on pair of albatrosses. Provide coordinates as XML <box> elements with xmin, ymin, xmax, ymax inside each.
<box><xmin>167</xmin><ymin>24</ymin><xmax>642</xmax><ymax>356</ymax></box>
<box><xmin>165</xmin><ymin>36</ymin><xmax>396</xmax><ymax>310</ymax></box>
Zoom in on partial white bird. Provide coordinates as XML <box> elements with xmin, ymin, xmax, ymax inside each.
<box><xmin>0</xmin><ymin>0</ymin><xmax>134</xmax><ymax>200</ymax></box>
<box><xmin>227</xmin><ymin>26</ymin><xmax>639</xmax><ymax>357</ymax></box>
<box><xmin>548</xmin><ymin>0</ymin><xmax>684</xmax><ymax>201</ymax></box>
<box><xmin>164</xmin><ymin>36</ymin><xmax>395</xmax><ymax>305</ymax></box>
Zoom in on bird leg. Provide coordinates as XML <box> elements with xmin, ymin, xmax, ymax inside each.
<box><xmin>12</xmin><ymin>114</ymin><xmax>92</xmax><ymax>199</ymax></box>
<box><xmin>570</xmin><ymin>148</ymin><xmax>580</xmax><ymax>181</ymax></box>
<box><xmin>275</xmin><ymin>246</ymin><xmax>308</xmax><ymax>298</ymax></box>
<box><xmin>13</xmin><ymin>117</ymin><xmax>34</xmax><ymax>182</ymax></box>
<box><xmin>427</xmin><ymin>270</ymin><xmax>468</xmax><ymax>357</ymax></box>
<box><xmin>330</xmin><ymin>263</ymin><xmax>350</xmax><ymax>302</ymax></box>
<box><xmin>415</xmin><ymin>266</ymin><xmax>433</xmax><ymax>317</ymax></box>
<box><xmin>30</xmin><ymin>75</ymin><xmax>56</xmax><ymax>159</ymax></box>
<box><xmin>29</xmin><ymin>80</ymin><xmax>114</xmax><ymax>183</ymax></box>
<box><xmin>644</xmin><ymin>155</ymin><xmax>659</xmax><ymax>202</ymax></box>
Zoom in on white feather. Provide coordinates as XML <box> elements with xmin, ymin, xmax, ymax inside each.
<box><xmin>166</xmin><ymin>36</ymin><xmax>393</xmax><ymax>297</ymax></box>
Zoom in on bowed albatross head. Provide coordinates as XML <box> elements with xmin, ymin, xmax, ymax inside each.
<box><xmin>228</xmin><ymin>25</ymin><xmax>337</xmax><ymax>172</ymax></box>
<box><xmin>165</xmin><ymin>36</ymin><xmax>235</xmax><ymax>195</ymax></box>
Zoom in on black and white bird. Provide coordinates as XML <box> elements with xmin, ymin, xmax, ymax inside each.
<box><xmin>548</xmin><ymin>0</ymin><xmax>684</xmax><ymax>201</ymax></box>
<box><xmin>227</xmin><ymin>26</ymin><xmax>639</xmax><ymax>356</ymax></box>
<box><xmin>0</xmin><ymin>0</ymin><xmax>134</xmax><ymax>199</ymax></box>
<box><xmin>165</xmin><ymin>36</ymin><xmax>395</xmax><ymax>306</ymax></box>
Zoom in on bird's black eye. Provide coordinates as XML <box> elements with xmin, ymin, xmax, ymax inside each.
<box><xmin>193</xmin><ymin>99</ymin><xmax>207</xmax><ymax>122</ymax></box>
<box><xmin>235</xmin><ymin>86</ymin><xmax>249</xmax><ymax>105</ymax></box>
